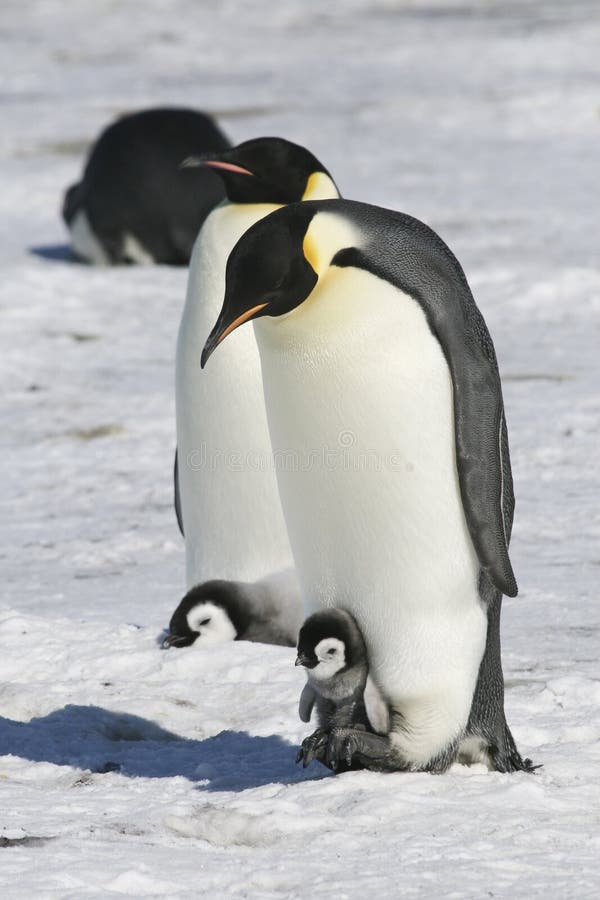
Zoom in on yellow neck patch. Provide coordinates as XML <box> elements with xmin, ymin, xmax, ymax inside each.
<box><xmin>302</xmin><ymin>171</ymin><xmax>339</xmax><ymax>201</ymax></box>
<box><xmin>302</xmin><ymin>211</ymin><xmax>362</xmax><ymax>278</ymax></box>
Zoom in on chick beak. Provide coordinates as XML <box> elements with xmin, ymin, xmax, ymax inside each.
<box><xmin>162</xmin><ymin>632</ymin><xmax>195</xmax><ymax>649</ymax></box>
<box><xmin>295</xmin><ymin>652</ymin><xmax>318</xmax><ymax>669</ymax></box>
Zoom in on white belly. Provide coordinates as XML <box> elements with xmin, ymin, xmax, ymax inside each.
<box><xmin>256</xmin><ymin>267</ymin><xmax>486</xmax><ymax>763</ymax></box>
<box><xmin>175</xmin><ymin>202</ymin><xmax>295</xmax><ymax>586</ymax></box>
<box><xmin>68</xmin><ymin>209</ymin><xmax>109</xmax><ymax>265</ymax></box>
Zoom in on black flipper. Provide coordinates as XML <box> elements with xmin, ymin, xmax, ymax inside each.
<box><xmin>299</xmin><ymin>683</ymin><xmax>316</xmax><ymax>723</ymax></box>
<box><xmin>439</xmin><ymin>303</ymin><xmax>517</xmax><ymax>597</ymax></box>
<box><xmin>174</xmin><ymin>448</ymin><xmax>184</xmax><ymax>537</ymax></box>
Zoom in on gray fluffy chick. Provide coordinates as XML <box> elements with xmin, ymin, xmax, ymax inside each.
<box><xmin>295</xmin><ymin>608</ymin><xmax>372</xmax><ymax>771</ymax></box>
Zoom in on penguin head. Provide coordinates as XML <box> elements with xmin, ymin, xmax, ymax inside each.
<box><xmin>162</xmin><ymin>581</ymin><xmax>251</xmax><ymax>648</ymax></box>
<box><xmin>201</xmin><ymin>203</ymin><xmax>362</xmax><ymax>366</ymax></box>
<box><xmin>295</xmin><ymin>609</ymin><xmax>367</xmax><ymax>681</ymax></box>
<box><xmin>201</xmin><ymin>204</ymin><xmax>321</xmax><ymax>366</ymax></box>
<box><xmin>184</xmin><ymin>137</ymin><xmax>337</xmax><ymax>205</ymax></box>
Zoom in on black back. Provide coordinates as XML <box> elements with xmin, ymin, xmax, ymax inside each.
<box><xmin>63</xmin><ymin>107</ymin><xmax>231</xmax><ymax>264</ymax></box>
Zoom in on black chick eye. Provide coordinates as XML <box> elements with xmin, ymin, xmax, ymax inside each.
<box><xmin>199</xmin><ymin>618</ymin><xmax>211</xmax><ymax>627</ymax></box>
<box><xmin>327</xmin><ymin>648</ymin><xmax>336</xmax><ymax>656</ymax></box>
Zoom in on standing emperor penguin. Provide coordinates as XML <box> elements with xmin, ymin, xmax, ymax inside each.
<box><xmin>201</xmin><ymin>199</ymin><xmax>534</xmax><ymax>773</ymax></box>
<box><xmin>175</xmin><ymin>138</ymin><xmax>339</xmax><ymax>608</ymax></box>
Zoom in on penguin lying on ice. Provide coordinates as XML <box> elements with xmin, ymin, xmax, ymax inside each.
<box><xmin>201</xmin><ymin>198</ymin><xmax>535</xmax><ymax>774</ymax></box>
<box><xmin>295</xmin><ymin>609</ymin><xmax>373</xmax><ymax>771</ymax></box>
<box><xmin>162</xmin><ymin>571</ymin><xmax>303</xmax><ymax>649</ymax></box>
<box><xmin>63</xmin><ymin>107</ymin><xmax>230</xmax><ymax>265</ymax></box>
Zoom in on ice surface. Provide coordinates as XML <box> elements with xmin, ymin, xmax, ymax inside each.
<box><xmin>1</xmin><ymin>1</ymin><xmax>599</xmax><ymax>897</ymax></box>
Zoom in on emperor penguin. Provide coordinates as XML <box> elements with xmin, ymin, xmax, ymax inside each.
<box><xmin>63</xmin><ymin>107</ymin><xmax>230</xmax><ymax>265</ymax></box>
<box><xmin>162</xmin><ymin>570</ymin><xmax>303</xmax><ymax>649</ymax></box>
<box><xmin>175</xmin><ymin>138</ymin><xmax>339</xmax><ymax>606</ymax></box>
<box><xmin>295</xmin><ymin>609</ymin><xmax>372</xmax><ymax>771</ymax></box>
<box><xmin>201</xmin><ymin>199</ymin><xmax>534</xmax><ymax>774</ymax></box>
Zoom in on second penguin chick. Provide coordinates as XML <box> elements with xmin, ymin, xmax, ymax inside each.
<box><xmin>295</xmin><ymin>608</ymin><xmax>371</xmax><ymax>770</ymax></box>
<box><xmin>162</xmin><ymin>572</ymin><xmax>302</xmax><ymax>649</ymax></box>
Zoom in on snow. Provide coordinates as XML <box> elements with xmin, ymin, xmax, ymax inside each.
<box><xmin>1</xmin><ymin>0</ymin><xmax>599</xmax><ymax>896</ymax></box>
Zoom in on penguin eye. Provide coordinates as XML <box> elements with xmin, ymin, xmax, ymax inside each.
<box><xmin>327</xmin><ymin>648</ymin><xmax>336</xmax><ymax>656</ymax></box>
<box><xmin>199</xmin><ymin>618</ymin><xmax>211</xmax><ymax>627</ymax></box>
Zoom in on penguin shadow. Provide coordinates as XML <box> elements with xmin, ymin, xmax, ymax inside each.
<box><xmin>0</xmin><ymin>705</ymin><xmax>326</xmax><ymax>792</ymax></box>
<box><xmin>29</xmin><ymin>243</ymin><xmax>76</xmax><ymax>263</ymax></box>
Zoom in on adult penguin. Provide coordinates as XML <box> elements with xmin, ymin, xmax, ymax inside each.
<box><xmin>175</xmin><ymin>138</ymin><xmax>339</xmax><ymax>606</ymax></box>
<box><xmin>63</xmin><ymin>107</ymin><xmax>230</xmax><ymax>265</ymax></box>
<box><xmin>201</xmin><ymin>199</ymin><xmax>533</xmax><ymax>773</ymax></box>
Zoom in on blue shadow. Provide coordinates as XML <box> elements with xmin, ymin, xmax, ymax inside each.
<box><xmin>0</xmin><ymin>705</ymin><xmax>328</xmax><ymax>791</ymax></box>
<box><xmin>28</xmin><ymin>243</ymin><xmax>77</xmax><ymax>262</ymax></box>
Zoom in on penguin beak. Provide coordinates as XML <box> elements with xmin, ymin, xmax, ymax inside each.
<box><xmin>162</xmin><ymin>632</ymin><xmax>196</xmax><ymax>649</ymax></box>
<box><xmin>201</xmin><ymin>303</ymin><xmax>268</xmax><ymax>368</ymax></box>
<box><xmin>295</xmin><ymin>652</ymin><xmax>318</xmax><ymax>669</ymax></box>
<box><xmin>180</xmin><ymin>157</ymin><xmax>255</xmax><ymax>177</ymax></box>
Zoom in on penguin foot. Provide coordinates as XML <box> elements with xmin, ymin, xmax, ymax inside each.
<box><xmin>325</xmin><ymin>727</ymin><xmax>361</xmax><ymax>771</ymax></box>
<box><xmin>296</xmin><ymin>728</ymin><xmax>329</xmax><ymax>768</ymax></box>
<box><xmin>324</xmin><ymin>727</ymin><xmax>401</xmax><ymax>774</ymax></box>
<box><xmin>490</xmin><ymin>725</ymin><xmax>541</xmax><ymax>774</ymax></box>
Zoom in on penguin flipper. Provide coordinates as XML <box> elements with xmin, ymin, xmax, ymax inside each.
<box><xmin>174</xmin><ymin>448</ymin><xmax>184</xmax><ymax>537</ymax></box>
<box><xmin>299</xmin><ymin>683</ymin><xmax>316</xmax><ymax>722</ymax></box>
<box><xmin>445</xmin><ymin>304</ymin><xmax>518</xmax><ymax>597</ymax></box>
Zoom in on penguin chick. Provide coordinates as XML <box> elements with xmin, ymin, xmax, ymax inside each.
<box><xmin>162</xmin><ymin>572</ymin><xmax>302</xmax><ymax>649</ymax></box>
<box><xmin>295</xmin><ymin>609</ymin><xmax>372</xmax><ymax>770</ymax></box>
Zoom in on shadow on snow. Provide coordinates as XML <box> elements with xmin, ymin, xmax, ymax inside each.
<box><xmin>28</xmin><ymin>244</ymin><xmax>78</xmax><ymax>262</ymax></box>
<box><xmin>0</xmin><ymin>704</ymin><xmax>327</xmax><ymax>791</ymax></box>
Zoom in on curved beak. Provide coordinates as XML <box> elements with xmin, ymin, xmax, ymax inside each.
<box><xmin>180</xmin><ymin>157</ymin><xmax>255</xmax><ymax>177</ymax></box>
<box><xmin>162</xmin><ymin>632</ymin><xmax>196</xmax><ymax>649</ymax></box>
<box><xmin>295</xmin><ymin>652</ymin><xmax>318</xmax><ymax>669</ymax></box>
<box><xmin>201</xmin><ymin>303</ymin><xmax>268</xmax><ymax>368</ymax></box>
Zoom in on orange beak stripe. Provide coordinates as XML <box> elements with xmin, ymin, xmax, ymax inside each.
<box><xmin>217</xmin><ymin>303</ymin><xmax>268</xmax><ymax>345</ymax></box>
<box><xmin>203</xmin><ymin>160</ymin><xmax>255</xmax><ymax>177</ymax></box>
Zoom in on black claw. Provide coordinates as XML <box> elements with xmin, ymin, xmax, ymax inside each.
<box><xmin>344</xmin><ymin>738</ymin><xmax>354</xmax><ymax>767</ymax></box>
<box><xmin>296</xmin><ymin>729</ymin><xmax>330</xmax><ymax>769</ymax></box>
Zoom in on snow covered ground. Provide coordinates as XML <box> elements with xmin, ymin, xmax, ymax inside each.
<box><xmin>1</xmin><ymin>0</ymin><xmax>599</xmax><ymax>896</ymax></box>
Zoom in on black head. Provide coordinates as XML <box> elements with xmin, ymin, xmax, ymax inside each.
<box><xmin>295</xmin><ymin>609</ymin><xmax>367</xmax><ymax>670</ymax></box>
<box><xmin>162</xmin><ymin>580</ymin><xmax>252</xmax><ymax>648</ymax></box>
<box><xmin>187</xmin><ymin>137</ymin><xmax>334</xmax><ymax>204</ymax></box>
<box><xmin>201</xmin><ymin>203</ymin><xmax>319</xmax><ymax>367</ymax></box>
